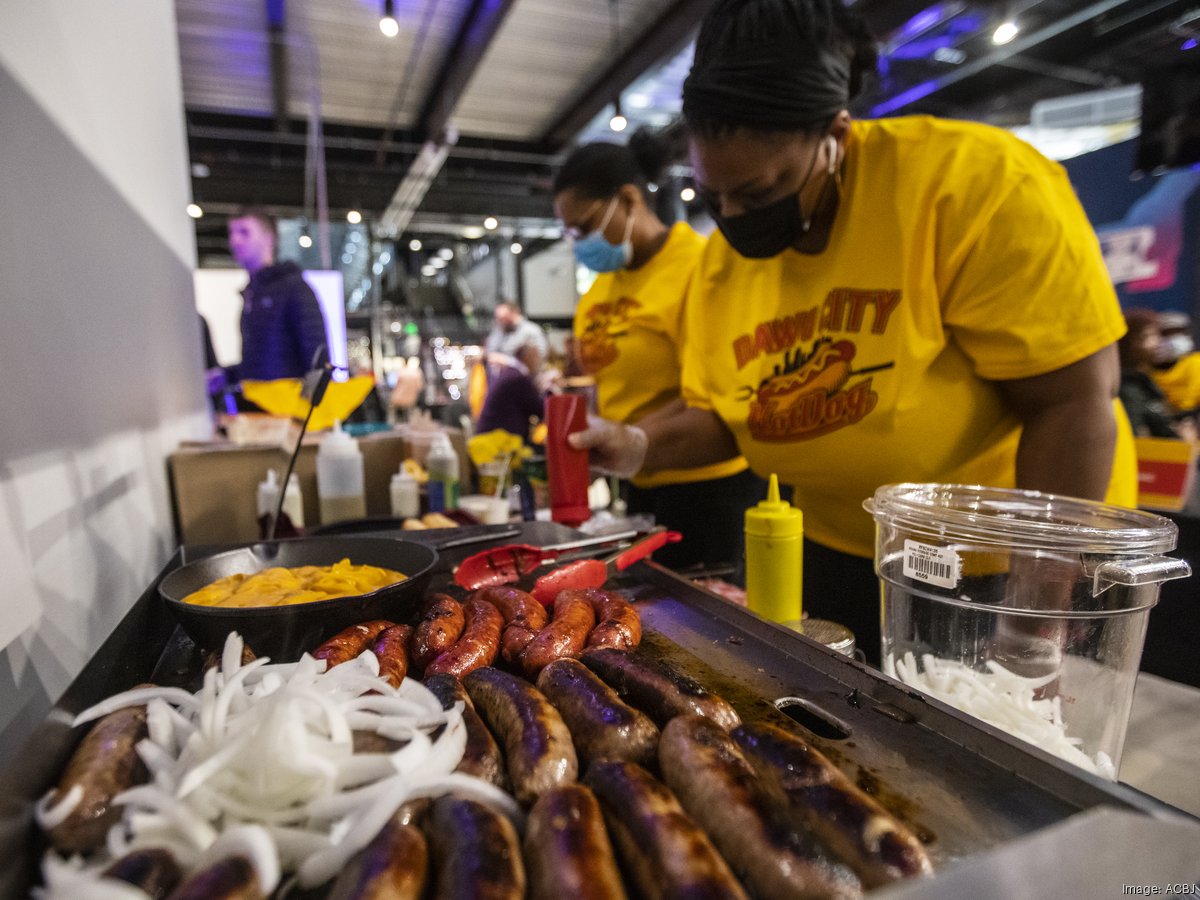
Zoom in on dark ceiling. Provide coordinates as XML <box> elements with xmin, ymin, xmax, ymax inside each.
<box><xmin>186</xmin><ymin>0</ymin><xmax>1200</xmax><ymax>263</ymax></box>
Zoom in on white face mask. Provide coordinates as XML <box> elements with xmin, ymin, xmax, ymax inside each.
<box><xmin>1157</xmin><ymin>333</ymin><xmax>1195</xmax><ymax>364</ymax></box>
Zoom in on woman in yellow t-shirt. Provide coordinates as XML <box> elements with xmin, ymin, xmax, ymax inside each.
<box><xmin>570</xmin><ymin>0</ymin><xmax>1136</xmax><ymax>662</ymax></box>
<box><xmin>553</xmin><ymin>132</ymin><xmax>769</xmax><ymax>571</ymax></box>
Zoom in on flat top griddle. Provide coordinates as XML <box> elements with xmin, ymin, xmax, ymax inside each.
<box><xmin>0</xmin><ymin>524</ymin><xmax>1187</xmax><ymax>898</ymax></box>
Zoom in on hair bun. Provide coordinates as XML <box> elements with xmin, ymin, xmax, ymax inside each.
<box><xmin>628</xmin><ymin>128</ymin><xmax>670</xmax><ymax>185</ymax></box>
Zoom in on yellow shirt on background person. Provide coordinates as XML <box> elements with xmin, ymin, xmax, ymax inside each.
<box><xmin>681</xmin><ymin>116</ymin><xmax>1136</xmax><ymax>558</ymax></box>
<box><xmin>576</xmin><ymin>221</ymin><xmax>748</xmax><ymax>489</ymax></box>
<box><xmin>1152</xmin><ymin>353</ymin><xmax>1200</xmax><ymax>412</ymax></box>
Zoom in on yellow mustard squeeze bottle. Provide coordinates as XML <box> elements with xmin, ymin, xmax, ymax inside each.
<box><xmin>744</xmin><ymin>474</ymin><xmax>803</xmax><ymax>622</ymax></box>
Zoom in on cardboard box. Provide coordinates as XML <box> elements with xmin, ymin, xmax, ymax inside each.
<box><xmin>168</xmin><ymin>428</ymin><xmax>472</xmax><ymax>545</ymax></box>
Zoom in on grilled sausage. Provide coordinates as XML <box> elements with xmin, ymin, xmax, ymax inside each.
<box><xmin>165</xmin><ymin>855</ymin><xmax>263</xmax><ymax>899</ymax></box>
<box><xmin>425</xmin><ymin>599</ymin><xmax>504</xmax><ymax>678</ymax></box>
<box><xmin>411</xmin><ymin>594</ymin><xmax>467</xmax><ymax>670</ymax></box>
<box><xmin>462</xmin><ymin>667</ymin><xmax>578</xmax><ymax>806</ymax></box>
<box><xmin>733</xmin><ymin>721</ymin><xmax>933</xmax><ymax>887</ymax></box>
<box><xmin>472</xmin><ymin>586</ymin><xmax>549</xmax><ymax>664</ymax></box>
<box><xmin>371</xmin><ymin>624</ymin><xmax>413</xmax><ymax>688</ymax></box>
<box><xmin>313</xmin><ymin>620</ymin><xmax>396</xmax><ymax>669</ymax></box>
<box><xmin>327</xmin><ymin>808</ymin><xmax>429</xmax><ymax>900</ymax></box>
<box><xmin>580</xmin><ymin>647</ymin><xmax>741</xmax><ymax>730</ymax></box>
<box><xmin>202</xmin><ymin>642</ymin><xmax>257</xmax><ymax>673</ymax></box>
<box><xmin>424</xmin><ymin>674</ymin><xmax>507</xmax><ymax>789</ymax></box>
<box><xmin>524</xmin><ymin>785</ymin><xmax>627</xmax><ymax>900</ymax></box>
<box><xmin>536</xmin><ymin>659</ymin><xmax>659</xmax><ymax>768</ymax></box>
<box><xmin>577</xmin><ymin>588</ymin><xmax>641</xmax><ymax>652</ymax></box>
<box><xmin>519</xmin><ymin>591</ymin><xmax>596</xmax><ymax>679</ymax></box>
<box><xmin>43</xmin><ymin>704</ymin><xmax>149</xmax><ymax>854</ymax></box>
<box><xmin>585</xmin><ymin>760</ymin><xmax>748</xmax><ymax>900</ymax></box>
<box><xmin>427</xmin><ymin>795</ymin><xmax>525</xmax><ymax>900</ymax></box>
<box><xmin>102</xmin><ymin>847</ymin><xmax>183</xmax><ymax>897</ymax></box>
<box><xmin>660</xmin><ymin>715</ymin><xmax>862</xmax><ymax>899</ymax></box>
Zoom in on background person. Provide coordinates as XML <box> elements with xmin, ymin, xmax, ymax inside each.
<box><xmin>475</xmin><ymin>340</ymin><xmax>545</xmax><ymax>443</ymax></box>
<box><xmin>571</xmin><ymin>0</ymin><xmax>1137</xmax><ymax>662</ymax></box>
<box><xmin>1120</xmin><ymin>308</ymin><xmax>1197</xmax><ymax>439</ymax></box>
<box><xmin>485</xmin><ymin>301</ymin><xmax>548</xmax><ymax>362</ymax></box>
<box><xmin>227</xmin><ymin>206</ymin><xmax>328</xmax><ymax>382</ymax></box>
<box><xmin>554</xmin><ymin>132</ymin><xmax>769</xmax><ymax>572</ymax></box>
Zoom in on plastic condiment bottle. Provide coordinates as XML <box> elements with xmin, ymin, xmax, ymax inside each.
<box><xmin>744</xmin><ymin>474</ymin><xmax>803</xmax><ymax>623</ymax></box>
<box><xmin>316</xmin><ymin>421</ymin><xmax>366</xmax><ymax>524</ymax></box>
<box><xmin>425</xmin><ymin>432</ymin><xmax>460</xmax><ymax>512</ymax></box>
<box><xmin>544</xmin><ymin>393</ymin><xmax>590</xmax><ymax>526</ymax></box>
<box><xmin>256</xmin><ymin>469</ymin><xmax>304</xmax><ymax>538</ymax></box>
<box><xmin>390</xmin><ymin>468</ymin><xmax>421</xmax><ymax>519</ymax></box>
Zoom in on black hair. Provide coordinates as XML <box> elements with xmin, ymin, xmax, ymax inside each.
<box><xmin>683</xmin><ymin>0</ymin><xmax>878</xmax><ymax>137</ymax></box>
<box><xmin>553</xmin><ymin>129</ymin><xmax>671</xmax><ymax>199</ymax></box>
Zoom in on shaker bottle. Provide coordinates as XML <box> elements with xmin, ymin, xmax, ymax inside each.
<box><xmin>316</xmin><ymin>421</ymin><xmax>366</xmax><ymax>524</ymax></box>
<box><xmin>425</xmin><ymin>432</ymin><xmax>460</xmax><ymax>512</ymax></box>
<box><xmin>744</xmin><ymin>473</ymin><xmax>803</xmax><ymax>622</ymax></box>
<box><xmin>544</xmin><ymin>393</ymin><xmax>590</xmax><ymax>526</ymax></box>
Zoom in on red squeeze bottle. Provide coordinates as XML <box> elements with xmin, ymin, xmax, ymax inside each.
<box><xmin>544</xmin><ymin>393</ymin><xmax>591</xmax><ymax>526</ymax></box>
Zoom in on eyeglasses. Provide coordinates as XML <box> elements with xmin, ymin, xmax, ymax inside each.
<box><xmin>563</xmin><ymin>197</ymin><xmax>618</xmax><ymax>241</ymax></box>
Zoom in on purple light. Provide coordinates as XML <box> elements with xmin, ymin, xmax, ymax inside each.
<box><xmin>871</xmin><ymin>81</ymin><xmax>939</xmax><ymax>116</ymax></box>
<box><xmin>1183</xmin><ymin>38</ymin><xmax>1198</xmax><ymax>51</ymax></box>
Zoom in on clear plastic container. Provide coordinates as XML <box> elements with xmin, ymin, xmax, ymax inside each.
<box><xmin>864</xmin><ymin>483</ymin><xmax>1191</xmax><ymax>779</ymax></box>
<box><xmin>316</xmin><ymin>422</ymin><xmax>366</xmax><ymax>524</ymax></box>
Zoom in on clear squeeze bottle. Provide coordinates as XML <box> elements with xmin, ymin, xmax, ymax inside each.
<box><xmin>425</xmin><ymin>432</ymin><xmax>460</xmax><ymax>512</ymax></box>
<box><xmin>390</xmin><ymin>468</ymin><xmax>421</xmax><ymax>519</ymax></box>
<box><xmin>316</xmin><ymin>421</ymin><xmax>366</xmax><ymax>524</ymax></box>
<box><xmin>744</xmin><ymin>474</ymin><xmax>803</xmax><ymax>623</ymax></box>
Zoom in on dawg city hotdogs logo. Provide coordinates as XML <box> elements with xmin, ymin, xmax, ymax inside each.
<box><xmin>579</xmin><ymin>297</ymin><xmax>640</xmax><ymax>373</ymax></box>
<box><xmin>733</xmin><ymin>289</ymin><xmax>900</xmax><ymax>442</ymax></box>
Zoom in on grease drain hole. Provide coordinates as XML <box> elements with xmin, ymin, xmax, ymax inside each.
<box><xmin>774</xmin><ymin>697</ymin><xmax>852</xmax><ymax>741</ymax></box>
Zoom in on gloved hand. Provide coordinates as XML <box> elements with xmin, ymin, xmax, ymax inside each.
<box><xmin>568</xmin><ymin>415</ymin><xmax>648</xmax><ymax>478</ymax></box>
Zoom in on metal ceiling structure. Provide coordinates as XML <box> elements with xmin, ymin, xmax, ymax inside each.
<box><xmin>180</xmin><ymin>0</ymin><xmax>1200</xmax><ymax>264</ymax></box>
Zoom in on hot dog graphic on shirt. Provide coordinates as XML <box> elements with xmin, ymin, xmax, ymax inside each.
<box><xmin>579</xmin><ymin>297</ymin><xmax>640</xmax><ymax>373</ymax></box>
<box><xmin>746</xmin><ymin>337</ymin><xmax>892</xmax><ymax>442</ymax></box>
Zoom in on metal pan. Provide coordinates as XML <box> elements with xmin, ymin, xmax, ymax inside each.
<box><xmin>158</xmin><ymin>537</ymin><xmax>438</xmax><ymax>660</ymax></box>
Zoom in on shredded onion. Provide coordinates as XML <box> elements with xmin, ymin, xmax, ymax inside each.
<box><xmin>42</xmin><ymin>631</ymin><xmax>481</xmax><ymax>894</ymax></box>
<box><xmin>34</xmin><ymin>784</ymin><xmax>83</xmax><ymax>831</ymax></box>
<box><xmin>885</xmin><ymin>651</ymin><xmax>1117</xmax><ymax>778</ymax></box>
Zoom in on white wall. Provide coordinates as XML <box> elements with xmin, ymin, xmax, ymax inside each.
<box><xmin>0</xmin><ymin>1</ymin><xmax>210</xmax><ymax>744</ymax></box>
<box><xmin>522</xmin><ymin>240</ymin><xmax>581</xmax><ymax>318</ymax></box>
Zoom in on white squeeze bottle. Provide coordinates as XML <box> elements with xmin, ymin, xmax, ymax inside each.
<box><xmin>316</xmin><ymin>420</ymin><xmax>366</xmax><ymax>524</ymax></box>
<box><xmin>390</xmin><ymin>468</ymin><xmax>420</xmax><ymax>519</ymax></box>
<box><xmin>425</xmin><ymin>432</ymin><xmax>460</xmax><ymax>512</ymax></box>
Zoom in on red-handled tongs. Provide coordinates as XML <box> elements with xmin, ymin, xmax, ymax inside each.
<box><xmin>529</xmin><ymin>527</ymin><xmax>682</xmax><ymax>605</ymax></box>
<box><xmin>453</xmin><ymin>530</ymin><xmax>640</xmax><ymax>590</ymax></box>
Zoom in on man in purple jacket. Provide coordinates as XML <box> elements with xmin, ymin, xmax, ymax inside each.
<box><xmin>228</xmin><ymin>207</ymin><xmax>328</xmax><ymax>380</ymax></box>
<box><xmin>476</xmin><ymin>341</ymin><xmax>545</xmax><ymax>442</ymax></box>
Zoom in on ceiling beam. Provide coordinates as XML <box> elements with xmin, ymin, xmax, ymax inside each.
<box><xmin>414</xmin><ymin>0</ymin><xmax>520</xmax><ymax>142</ymax></box>
<box><xmin>870</xmin><ymin>0</ymin><xmax>1158</xmax><ymax>116</ymax></box>
<box><xmin>265</xmin><ymin>0</ymin><xmax>289</xmax><ymax>134</ymax></box>
<box><xmin>539</xmin><ymin>0</ymin><xmax>715</xmax><ymax>149</ymax></box>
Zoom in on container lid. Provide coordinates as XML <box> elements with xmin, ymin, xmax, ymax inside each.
<box><xmin>864</xmin><ymin>483</ymin><xmax>1179</xmax><ymax>554</ymax></box>
<box><xmin>745</xmin><ymin>474</ymin><xmax>803</xmax><ymax>539</ymax></box>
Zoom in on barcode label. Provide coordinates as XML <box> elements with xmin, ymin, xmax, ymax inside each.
<box><xmin>902</xmin><ymin>539</ymin><xmax>959</xmax><ymax>589</ymax></box>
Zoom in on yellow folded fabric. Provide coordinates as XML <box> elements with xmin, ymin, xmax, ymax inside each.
<box><xmin>241</xmin><ymin>375</ymin><xmax>376</xmax><ymax>431</ymax></box>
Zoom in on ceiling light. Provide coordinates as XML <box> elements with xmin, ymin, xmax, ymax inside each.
<box><xmin>609</xmin><ymin>96</ymin><xmax>627</xmax><ymax>133</ymax></box>
<box><xmin>483</xmin><ymin>216</ymin><xmax>499</xmax><ymax>231</ymax></box>
<box><xmin>511</xmin><ymin>242</ymin><xmax>523</xmax><ymax>254</ymax></box>
<box><xmin>390</xmin><ymin>321</ymin><xmax>402</xmax><ymax>333</ymax></box>
<box><xmin>462</xmin><ymin>226</ymin><xmax>485</xmax><ymax>239</ymax></box>
<box><xmin>647</xmin><ymin>182</ymin><xmax>658</xmax><ymax>193</ymax></box>
<box><xmin>186</xmin><ymin>203</ymin><xmax>203</xmax><ymax>219</ymax></box>
<box><xmin>191</xmin><ymin>163</ymin><xmax>210</xmax><ymax>178</ymax></box>
<box><xmin>298</xmin><ymin>234</ymin><xmax>313</xmax><ymax>248</ymax></box>
<box><xmin>408</xmin><ymin>238</ymin><xmax>422</xmax><ymax>251</ymax></box>
<box><xmin>438</xmin><ymin>247</ymin><xmax>454</xmax><ymax>260</ymax></box>
<box><xmin>992</xmin><ymin>20</ymin><xmax>1018</xmax><ymax>44</ymax></box>
<box><xmin>380</xmin><ymin>0</ymin><xmax>399</xmax><ymax>37</ymax></box>
<box><xmin>932</xmin><ymin>46</ymin><xmax>966</xmax><ymax>65</ymax></box>
<box><xmin>347</xmin><ymin>209</ymin><xmax>363</xmax><ymax>224</ymax></box>
<box><xmin>421</xmin><ymin>265</ymin><xmax>437</xmax><ymax>277</ymax></box>
<box><xmin>430</xmin><ymin>257</ymin><xmax>447</xmax><ymax>268</ymax></box>
<box><xmin>627</xmin><ymin>93</ymin><xmax>652</xmax><ymax>109</ymax></box>
<box><xmin>1183</xmin><ymin>38</ymin><xmax>1198</xmax><ymax>51</ymax></box>
<box><xmin>680</xmin><ymin>186</ymin><xmax>696</xmax><ymax>203</ymax></box>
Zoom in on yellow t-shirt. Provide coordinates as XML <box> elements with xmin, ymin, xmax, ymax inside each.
<box><xmin>575</xmin><ymin>221</ymin><xmax>748</xmax><ymax>489</ymax></box>
<box><xmin>1152</xmin><ymin>353</ymin><xmax>1200</xmax><ymax>412</ymax></box>
<box><xmin>681</xmin><ymin>116</ymin><xmax>1136</xmax><ymax>558</ymax></box>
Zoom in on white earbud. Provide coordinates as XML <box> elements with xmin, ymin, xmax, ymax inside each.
<box><xmin>826</xmin><ymin>134</ymin><xmax>838</xmax><ymax>176</ymax></box>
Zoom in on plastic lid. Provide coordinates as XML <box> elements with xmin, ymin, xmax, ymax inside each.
<box><xmin>864</xmin><ymin>483</ymin><xmax>1179</xmax><ymax>554</ymax></box>
<box><xmin>391</xmin><ymin>470</ymin><xmax>416</xmax><ymax>485</ymax></box>
<box><xmin>428</xmin><ymin>432</ymin><xmax>454</xmax><ymax>456</ymax></box>
<box><xmin>745</xmin><ymin>474</ymin><xmax>803</xmax><ymax>539</ymax></box>
<box><xmin>319</xmin><ymin>420</ymin><xmax>361</xmax><ymax>457</ymax></box>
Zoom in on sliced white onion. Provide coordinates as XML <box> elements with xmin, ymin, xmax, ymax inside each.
<box><xmin>73</xmin><ymin>687</ymin><xmax>198</xmax><ymax>727</ymax></box>
<box><xmin>34</xmin><ymin>785</ymin><xmax>82</xmax><ymax>831</ymax></box>
<box><xmin>200</xmin><ymin>824</ymin><xmax>280</xmax><ymax>894</ymax></box>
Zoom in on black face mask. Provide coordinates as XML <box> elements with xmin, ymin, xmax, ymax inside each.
<box><xmin>706</xmin><ymin>191</ymin><xmax>806</xmax><ymax>259</ymax></box>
